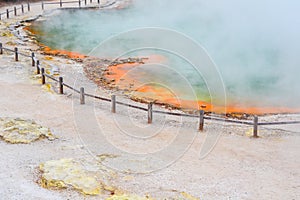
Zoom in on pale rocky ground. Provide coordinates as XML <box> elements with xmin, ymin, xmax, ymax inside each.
<box><xmin>0</xmin><ymin>1</ymin><xmax>299</xmax><ymax>199</ymax></box>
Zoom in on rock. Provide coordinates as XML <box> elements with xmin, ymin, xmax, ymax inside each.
<box><xmin>39</xmin><ymin>158</ymin><xmax>103</xmax><ymax>195</ymax></box>
<box><xmin>0</xmin><ymin>118</ymin><xmax>56</xmax><ymax>144</ymax></box>
<box><xmin>39</xmin><ymin>157</ymin><xmax>125</xmax><ymax>197</ymax></box>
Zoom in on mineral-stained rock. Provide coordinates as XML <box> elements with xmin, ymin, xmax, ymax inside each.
<box><xmin>39</xmin><ymin>156</ymin><xmax>154</xmax><ymax>198</ymax></box>
<box><xmin>39</xmin><ymin>158</ymin><xmax>103</xmax><ymax>195</ymax></box>
<box><xmin>0</xmin><ymin>118</ymin><xmax>56</xmax><ymax>144</ymax></box>
<box><xmin>106</xmin><ymin>194</ymin><xmax>152</xmax><ymax>200</ymax></box>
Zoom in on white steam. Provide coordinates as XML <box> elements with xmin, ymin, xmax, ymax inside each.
<box><xmin>33</xmin><ymin>0</ymin><xmax>300</xmax><ymax>109</ymax></box>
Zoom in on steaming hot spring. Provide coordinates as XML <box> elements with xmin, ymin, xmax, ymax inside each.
<box><xmin>28</xmin><ymin>0</ymin><xmax>300</xmax><ymax>115</ymax></box>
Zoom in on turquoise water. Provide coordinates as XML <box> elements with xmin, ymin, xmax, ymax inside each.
<box><xmin>31</xmin><ymin>0</ymin><xmax>300</xmax><ymax>110</ymax></box>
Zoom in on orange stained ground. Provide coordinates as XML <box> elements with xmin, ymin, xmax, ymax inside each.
<box><xmin>41</xmin><ymin>45</ymin><xmax>87</xmax><ymax>60</ymax></box>
<box><xmin>105</xmin><ymin>54</ymin><xmax>166</xmax><ymax>85</ymax></box>
<box><xmin>133</xmin><ymin>84</ymin><xmax>300</xmax><ymax>114</ymax></box>
<box><xmin>104</xmin><ymin>57</ymin><xmax>300</xmax><ymax>115</ymax></box>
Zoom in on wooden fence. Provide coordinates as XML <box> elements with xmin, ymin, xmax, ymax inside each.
<box><xmin>41</xmin><ymin>0</ymin><xmax>101</xmax><ymax>10</ymax></box>
<box><xmin>0</xmin><ymin>3</ymin><xmax>30</xmax><ymax>20</ymax></box>
<box><xmin>0</xmin><ymin>0</ymin><xmax>118</xmax><ymax>20</ymax></box>
<box><xmin>1</xmin><ymin>43</ymin><xmax>300</xmax><ymax>137</ymax></box>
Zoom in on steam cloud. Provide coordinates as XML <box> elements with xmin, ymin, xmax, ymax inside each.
<box><xmin>33</xmin><ymin>0</ymin><xmax>300</xmax><ymax>109</ymax></box>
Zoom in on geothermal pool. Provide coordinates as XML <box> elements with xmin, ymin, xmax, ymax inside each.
<box><xmin>30</xmin><ymin>0</ymin><xmax>300</xmax><ymax>114</ymax></box>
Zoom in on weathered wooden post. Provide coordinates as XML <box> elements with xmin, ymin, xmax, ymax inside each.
<box><xmin>14</xmin><ymin>7</ymin><xmax>17</xmax><ymax>16</ymax></box>
<box><xmin>148</xmin><ymin>102</ymin><xmax>153</xmax><ymax>124</ymax></box>
<box><xmin>31</xmin><ymin>52</ymin><xmax>35</xmax><ymax>66</ymax></box>
<box><xmin>59</xmin><ymin>77</ymin><xmax>64</xmax><ymax>94</ymax></box>
<box><xmin>6</xmin><ymin>9</ymin><xmax>9</xmax><ymax>19</ymax></box>
<box><xmin>60</xmin><ymin>0</ymin><xmax>62</xmax><ymax>7</ymax></box>
<box><xmin>0</xmin><ymin>43</ymin><xmax>3</xmax><ymax>54</ymax></box>
<box><xmin>28</xmin><ymin>3</ymin><xmax>30</xmax><ymax>11</ymax></box>
<box><xmin>21</xmin><ymin>4</ymin><xmax>24</xmax><ymax>13</ymax></box>
<box><xmin>14</xmin><ymin>47</ymin><xmax>18</xmax><ymax>61</ymax></box>
<box><xmin>199</xmin><ymin>110</ymin><xmax>204</xmax><ymax>131</ymax></box>
<box><xmin>253</xmin><ymin>116</ymin><xmax>258</xmax><ymax>138</ymax></box>
<box><xmin>80</xmin><ymin>87</ymin><xmax>85</xmax><ymax>104</ymax></box>
<box><xmin>41</xmin><ymin>68</ymin><xmax>45</xmax><ymax>84</ymax></box>
<box><xmin>111</xmin><ymin>95</ymin><xmax>116</xmax><ymax>113</ymax></box>
<box><xmin>36</xmin><ymin>60</ymin><xmax>40</xmax><ymax>74</ymax></box>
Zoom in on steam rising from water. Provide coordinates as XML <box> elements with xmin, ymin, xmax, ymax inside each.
<box><xmin>31</xmin><ymin>0</ymin><xmax>300</xmax><ymax>110</ymax></box>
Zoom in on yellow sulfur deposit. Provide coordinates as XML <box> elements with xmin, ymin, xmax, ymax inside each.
<box><xmin>5</xmin><ymin>41</ymin><xmax>16</xmax><ymax>46</ymax></box>
<box><xmin>1</xmin><ymin>31</ymin><xmax>13</xmax><ymax>37</ymax></box>
<box><xmin>0</xmin><ymin>118</ymin><xmax>56</xmax><ymax>144</ymax></box>
<box><xmin>245</xmin><ymin>128</ymin><xmax>254</xmax><ymax>137</ymax></box>
<box><xmin>39</xmin><ymin>158</ymin><xmax>103</xmax><ymax>195</ymax></box>
<box><xmin>106</xmin><ymin>194</ymin><xmax>153</xmax><ymax>200</ymax></box>
<box><xmin>38</xmin><ymin>158</ymin><xmax>153</xmax><ymax>198</ymax></box>
<box><xmin>180</xmin><ymin>192</ymin><xmax>200</xmax><ymax>200</ymax></box>
<box><xmin>44</xmin><ymin>56</ymin><xmax>53</xmax><ymax>60</ymax></box>
<box><xmin>42</xmin><ymin>83</ymin><xmax>53</xmax><ymax>93</ymax></box>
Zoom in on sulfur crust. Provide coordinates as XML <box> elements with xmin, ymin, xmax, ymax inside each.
<box><xmin>0</xmin><ymin>118</ymin><xmax>56</xmax><ymax>144</ymax></box>
<box><xmin>39</xmin><ymin>158</ymin><xmax>103</xmax><ymax>195</ymax></box>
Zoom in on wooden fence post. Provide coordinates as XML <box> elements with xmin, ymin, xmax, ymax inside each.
<box><xmin>80</xmin><ymin>87</ymin><xmax>85</xmax><ymax>104</ymax></box>
<box><xmin>199</xmin><ymin>110</ymin><xmax>204</xmax><ymax>131</ymax></box>
<box><xmin>253</xmin><ymin>116</ymin><xmax>258</xmax><ymax>138</ymax></box>
<box><xmin>0</xmin><ymin>43</ymin><xmax>3</xmax><ymax>54</ymax></box>
<box><xmin>148</xmin><ymin>102</ymin><xmax>153</xmax><ymax>124</ymax></box>
<box><xmin>14</xmin><ymin>7</ymin><xmax>17</xmax><ymax>16</ymax></box>
<box><xmin>36</xmin><ymin>60</ymin><xmax>40</xmax><ymax>74</ymax></box>
<box><xmin>28</xmin><ymin>3</ymin><xmax>30</xmax><ymax>11</ymax></box>
<box><xmin>59</xmin><ymin>77</ymin><xmax>64</xmax><ymax>94</ymax></box>
<box><xmin>111</xmin><ymin>95</ymin><xmax>116</xmax><ymax>113</ymax></box>
<box><xmin>6</xmin><ymin>9</ymin><xmax>9</xmax><ymax>19</ymax></box>
<box><xmin>21</xmin><ymin>4</ymin><xmax>24</xmax><ymax>13</ymax></box>
<box><xmin>41</xmin><ymin>68</ymin><xmax>45</xmax><ymax>84</ymax></box>
<box><xmin>14</xmin><ymin>47</ymin><xmax>18</xmax><ymax>61</ymax></box>
<box><xmin>31</xmin><ymin>52</ymin><xmax>35</xmax><ymax>66</ymax></box>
